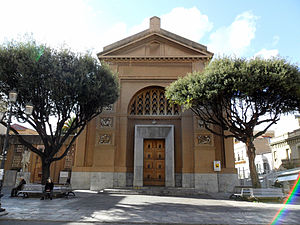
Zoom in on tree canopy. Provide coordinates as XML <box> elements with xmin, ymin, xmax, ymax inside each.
<box><xmin>0</xmin><ymin>40</ymin><xmax>119</xmax><ymax>183</ymax></box>
<box><xmin>166</xmin><ymin>57</ymin><xmax>300</xmax><ymax>187</ymax></box>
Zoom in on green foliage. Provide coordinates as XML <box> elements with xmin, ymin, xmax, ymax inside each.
<box><xmin>166</xmin><ymin>56</ymin><xmax>300</xmax><ymax>187</ymax></box>
<box><xmin>0</xmin><ymin>41</ymin><xmax>119</xmax><ymax>123</ymax></box>
<box><xmin>166</xmin><ymin>57</ymin><xmax>300</xmax><ymax>141</ymax></box>
<box><xmin>0</xmin><ymin>40</ymin><xmax>119</xmax><ymax>183</ymax></box>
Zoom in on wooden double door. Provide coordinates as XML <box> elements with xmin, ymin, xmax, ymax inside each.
<box><xmin>143</xmin><ymin>139</ymin><xmax>165</xmax><ymax>186</ymax></box>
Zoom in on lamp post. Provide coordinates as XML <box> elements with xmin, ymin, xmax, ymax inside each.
<box><xmin>0</xmin><ymin>90</ymin><xmax>33</xmax><ymax>213</ymax></box>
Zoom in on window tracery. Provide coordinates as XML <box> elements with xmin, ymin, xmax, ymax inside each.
<box><xmin>129</xmin><ymin>87</ymin><xmax>180</xmax><ymax>116</ymax></box>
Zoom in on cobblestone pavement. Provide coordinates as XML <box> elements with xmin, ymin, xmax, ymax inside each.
<box><xmin>0</xmin><ymin>188</ymin><xmax>299</xmax><ymax>225</ymax></box>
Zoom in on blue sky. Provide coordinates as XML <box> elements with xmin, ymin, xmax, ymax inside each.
<box><xmin>93</xmin><ymin>0</ymin><xmax>300</xmax><ymax>62</ymax></box>
<box><xmin>0</xmin><ymin>0</ymin><xmax>299</xmax><ymax>133</ymax></box>
<box><xmin>0</xmin><ymin>0</ymin><xmax>299</xmax><ymax>62</ymax></box>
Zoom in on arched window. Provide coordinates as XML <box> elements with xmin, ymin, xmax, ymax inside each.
<box><xmin>128</xmin><ymin>86</ymin><xmax>180</xmax><ymax>116</ymax></box>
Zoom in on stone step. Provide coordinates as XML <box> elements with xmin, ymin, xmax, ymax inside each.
<box><xmin>101</xmin><ymin>187</ymin><xmax>210</xmax><ymax>197</ymax></box>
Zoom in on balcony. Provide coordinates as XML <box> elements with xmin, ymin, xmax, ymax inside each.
<box><xmin>281</xmin><ymin>158</ymin><xmax>300</xmax><ymax>169</ymax></box>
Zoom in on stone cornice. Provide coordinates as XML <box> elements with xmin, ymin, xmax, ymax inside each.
<box><xmin>270</xmin><ymin>136</ymin><xmax>300</xmax><ymax>146</ymax></box>
<box><xmin>99</xmin><ymin>55</ymin><xmax>210</xmax><ymax>63</ymax></box>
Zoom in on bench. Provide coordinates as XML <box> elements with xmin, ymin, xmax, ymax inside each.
<box><xmin>229</xmin><ymin>186</ymin><xmax>252</xmax><ymax>200</ymax></box>
<box><xmin>251</xmin><ymin>188</ymin><xmax>285</xmax><ymax>201</ymax></box>
<box><xmin>17</xmin><ymin>184</ymin><xmax>75</xmax><ymax>198</ymax></box>
<box><xmin>230</xmin><ymin>187</ymin><xmax>285</xmax><ymax>201</ymax></box>
<box><xmin>53</xmin><ymin>185</ymin><xmax>75</xmax><ymax>197</ymax></box>
<box><xmin>17</xmin><ymin>184</ymin><xmax>43</xmax><ymax>198</ymax></box>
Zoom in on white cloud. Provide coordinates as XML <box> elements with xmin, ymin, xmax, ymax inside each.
<box><xmin>129</xmin><ymin>18</ymin><xmax>149</xmax><ymax>35</ymax></box>
<box><xmin>0</xmin><ymin>3</ymin><xmax>213</xmax><ymax>55</ymax></box>
<box><xmin>102</xmin><ymin>7</ymin><xmax>213</xmax><ymax>52</ymax></box>
<box><xmin>129</xmin><ymin>7</ymin><xmax>213</xmax><ymax>42</ymax></box>
<box><xmin>254</xmin><ymin>48</ymin><xmax>279</xmax><ymax>59</ymax></box>
<box><xmin>97</xmin><ymin>22</ymin><xmax>129</xmax><ymax>50</ymax></box>
<box><xmin>272</xmin><ymin>35</ymin><xmax>280</xmax><ymax>46</ymax></box>
<box><xmin>0</xmin><ymin>0</ymin><xmax>99</xmax><ymax>53</ymax></box>
<box><xmin>272</xmin><ymin>114</ymin><xmax>299</xmax><ymax>136</ymax></box>
<box><xmin>208</xmin><ymin>11</ymin><xmax>258</xmax><ymax>57</ymax></box>
<box><xmin>160</xmin><ymin>7</ymin><xmax>213</xmax><ymax>42</ymax></box>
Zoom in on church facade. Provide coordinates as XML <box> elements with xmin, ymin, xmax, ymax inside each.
<box><xmin>71</xmin><ymin>17</ymin><xmax>238</xmax><ymax>192</ymax></box>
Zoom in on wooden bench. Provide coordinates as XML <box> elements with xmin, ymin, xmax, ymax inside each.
<box><xmin>230</xmin><ymin>187</ymin><xmax>284</xmax><ymax>201</ymax></box>
<box><xmin>17</xmin><ymin>184</ymin><xmax>75</xmax><ymax>198</ymax></box>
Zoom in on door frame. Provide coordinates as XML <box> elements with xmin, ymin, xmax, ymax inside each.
<box><xmin>133</xmin><ymin>125</ymin><xmax>175</xmax><ymax>187</ymax></box>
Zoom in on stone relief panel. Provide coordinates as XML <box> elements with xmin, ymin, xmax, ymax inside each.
<box><xmin>99</xmin><ymin>117</ymin><xmax>113</xmax><ymax>128</ymax></box>
<box><xmin>99</xmin><ymin>134</ymin><xmax>112</xmax><ymax>144</ymax></box>
<box><xmin>96</xmin><ymin>132</ymin><xmax>114</xmax><ymax>146</ymax></box>
<box><xmin>195</xmin><ymin>134</ymin><xmax>213</xmax><ymax>146</ymax></box>
<box><xmin>196</xmin><ymin>119</ymin><xmax>211</xmax><ymax>130</ymax></box>
<box><xmin>103</xmin><ymin>104</ymin><xmax>114</xmax><ymax>112</ymax></box>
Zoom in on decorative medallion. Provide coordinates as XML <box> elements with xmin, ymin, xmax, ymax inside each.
<box><xmin>99</xmin><ymin>134</ymin><xmax>112</xmax><ymax>144</ymax></box>
<box><xmin>197</xmin><ymin>135</ymin><xmax>212</xmax><ymax>145</ymax></box>
<box><xmin>100</xmin><ymin>117</ymin><xmax>113</xmax><ymax>128</ymax></box>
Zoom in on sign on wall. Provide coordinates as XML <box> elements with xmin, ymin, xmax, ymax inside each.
<box><xmin>214</xmin><ymin>161</ymin><xmax>221</xmax><ymax>172</ymax></box>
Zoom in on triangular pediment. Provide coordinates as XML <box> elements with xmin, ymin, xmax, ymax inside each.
<box><xmin>98</xmin><ymin>29</ymin><xmax>213</xmax><ymax>59</ymax></box>
<box><xmin>102</xmin><ymin>34</ymin><xmax>208</xmax><ymax>57</ymax></box>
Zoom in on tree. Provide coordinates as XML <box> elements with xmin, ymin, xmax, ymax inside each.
<box><xmin>166</xmin><ymin>57</ymin><xmax>300</xmax><ymax>187</ymax></box>
<box><xmin>0</xmin><ymin>40</ymin><xmax>119</xmax><ymax>183</ymax></box>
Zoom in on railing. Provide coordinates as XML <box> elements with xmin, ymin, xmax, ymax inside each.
<box><xmin>281</xmin><ymin>158</ymin><xmax>300</xmax><ymax>169</ymax></box>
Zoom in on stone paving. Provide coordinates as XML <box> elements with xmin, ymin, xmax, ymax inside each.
<box><xmin>0</xmin><ymin>188</ymin><xmax>299</xmax><ymax>224</ymax></box>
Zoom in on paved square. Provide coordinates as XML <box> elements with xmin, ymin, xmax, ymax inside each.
<box><xmin>0</xmin><ymin>189</ymin><xmax>299</xmax><ymax>224</ymax></box>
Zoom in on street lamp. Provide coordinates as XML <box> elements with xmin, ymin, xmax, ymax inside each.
<box><xmin>0</xmin><ymin>90</ymin><xmax>33</xmax><ymax>214</ymax></box>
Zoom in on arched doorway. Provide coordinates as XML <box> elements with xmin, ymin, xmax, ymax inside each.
<box><xmin>127</xmin><ymin>86</ymin><xmax>180</xmax><ymax>187</ymax></box>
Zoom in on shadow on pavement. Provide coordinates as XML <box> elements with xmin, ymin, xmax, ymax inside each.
<box><xmin>0</xmin><ymin>187</ymin><xmax>300</xmax><ymax>224</ymax></box>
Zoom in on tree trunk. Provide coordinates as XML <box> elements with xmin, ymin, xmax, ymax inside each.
<box><xmin>245</xmin><ymin>140</ymin><xmax>261</xmax><ymax>188</ymax></box>
<box><xmin>41</xmin><ymin>159</ymin><xmax>51</xmax><ymax>185</ymax></box>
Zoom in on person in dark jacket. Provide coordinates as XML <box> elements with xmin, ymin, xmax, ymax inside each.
<box><xmin>40</xmin><ymin>177</ymin><xmax>54</xmax><ymax>200</ymax></box>
<box><xmin>10</xmin><ymin>177</ymin><xmax>26</xmax><ymax>197</ymax></box>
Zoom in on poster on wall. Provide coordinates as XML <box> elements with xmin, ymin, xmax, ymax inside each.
<box><xmin>214</xmin><ymin>161</ymin><xmax>221</xmax><ymax>172</ymax></box>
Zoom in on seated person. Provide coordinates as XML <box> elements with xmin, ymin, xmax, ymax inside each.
<box><xmin>40</xmin><ymin>177</ymin><xmax>54</xmax><ymax>200</ymax></box>
<box><xmin>11</xmin><ymin>177</ymin><xmax>26</xmax><ymax>197</ymax></box>
<box><xmin>65</xmin><ymin>177</ymin><xmax>70</xmax><ymax>185</ymax></box>
<box><xmin>273</xmin><ymin>179</ymin><xmax>283</xmax><ymax>188</ymax></box>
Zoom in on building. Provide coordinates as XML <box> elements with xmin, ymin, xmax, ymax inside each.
<box><xmin>234</xmin><ymin>131</ymin><xmax>274</xmax><ymax>182</ymax></box>
<box><xmin>10</xmin><ymin>124</ymin><xmax>38</xmax><ymax>135</ymax></box>
<box><xmin>270</xmin><ymin>128</ymin><xmax>300</xmax><ymax>170</ymax></box>
<box><xmin>1</xmin><ymin>124</ymin><xmax>75</xmax><ymax>185</ymax></box>
<box><xmin>71</xmin><ymin>17</ymin><xmax>238</xmax><ymax>192</ymax></box>
<box><xmin>267</xmin><ymin>116</ymin><xmax>300</xmax><ymax>192</ymax></box>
